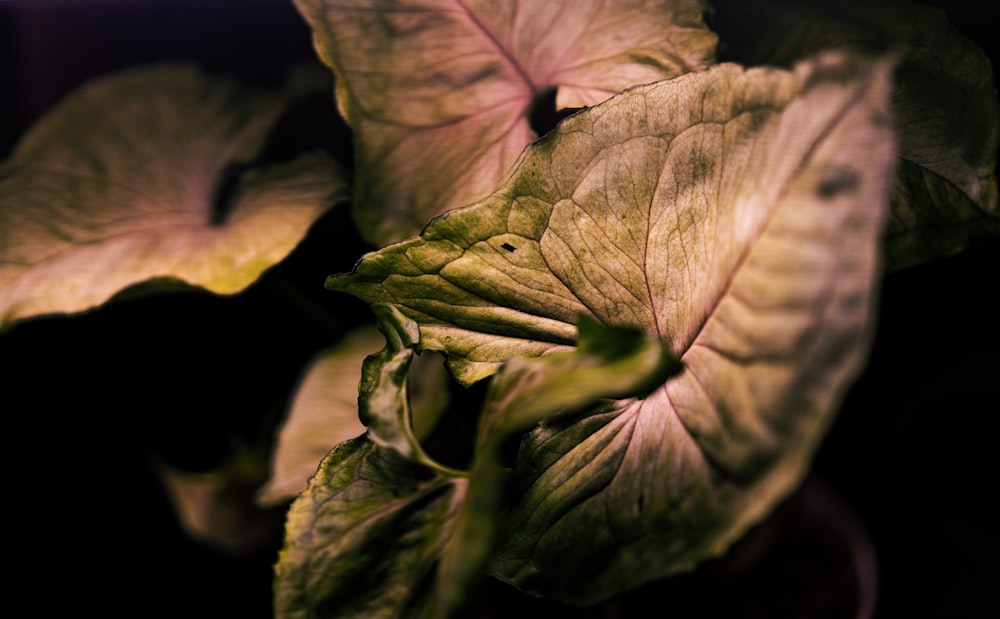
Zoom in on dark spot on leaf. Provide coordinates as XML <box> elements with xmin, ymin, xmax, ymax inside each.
<box><xmin>817</xmin><ymin>167</ymin><xmax>860</xmax><ymax>200</ymax></box>
<box><xmin>501</xmin><ymin>242</ymin><xmax>516</xmax><ymax>253</ymax></box>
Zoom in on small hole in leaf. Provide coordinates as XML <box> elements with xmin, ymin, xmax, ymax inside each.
<box><xmin>527</xmin><ymin>86</ymin><xmax>582</xmax><ymax>137</ymax></box>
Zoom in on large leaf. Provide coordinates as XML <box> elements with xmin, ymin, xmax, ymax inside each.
<box><xmin>330</xmin><ymin>51</ymin><xmax>896</xmax><ymax>601</ymax></box>
<box><xmin>710</xmin><ymin>0</ymin><xmax>1000</xmax><ymax>270</ymax></box>
<box><xmin>0</xmin><ymin>64</ymin><xmax>348</xmax><ymax>329</ymax></box>
<box><xmin>293</xmin><ymin>0</ymin><xmax>717</xmax><ymax>245</ymax></box>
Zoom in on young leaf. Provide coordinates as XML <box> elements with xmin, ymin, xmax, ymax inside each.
<box><xmin>358</xmin><ymin>304</ymin><xmax>468</xmax><ymax>476</ymax></box>
<box><xmin>331</xmin><ymin>51</ymin><xmax>896</xmax><ymax>601</ymax></box>
<box><xmin>293</xmin><ymin>0</ymin><xmax>718</xmax><ymax>245</ymax></box>
<box><xmin>274</xmin><ymin>436</ymin><xmax>466</xmax><ymax>619</ymax></box>
<box><xmin>474</xmin><ymin>315</ymin><xmax>681</xmax><ymax>449</ymax></box>
<box><xmin>711</xmin><ymin>0</ymin><xmax>1000</xmax><ymax>270</ymax></box>
<box><xmin>0</xmin><ymin>64</ymin><xmax>348</xmax><ymax>329</ymax></box>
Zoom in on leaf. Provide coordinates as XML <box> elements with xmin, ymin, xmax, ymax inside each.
<box><xmin>331</xmin><ymin>51</ymin><xmax>897</xmax><ymax>601</ymax></box>
<box><xmin>433</xmin><ymin>316</ymin><xmax>679</xmax><ymax>618</ymax></box>
<box><xmin>154</xmin><ymin>442</ymin><xmax>286</xmax><ymax>555</ymax></box>
<box><xmin>258</xmin><ymin>322</ymin><xmax>450</xmax><ymax>506</ymax></box>
<box><xmin>0</xmin><ymin>64</ymin><xmax>349</xmax><ymax>329</ymax></box>
<box><xmin>710</xmin><ymin>0</ymin><xmax>1000</xmax><ymax>270</ymax></box>
<box><xmin>274</xmin><ymin>436</ymin><xmax>466</xmax><ymax>619</ymax></box>
<box><xmin>257</xmin><ymin>326</ymin><xmax>379</xmax><ymax>508</ymax></box>
<box><xmin>358</xmin><ymin>304</ymin><xmax>467</xmax><ymax>476</ymax></box>
<box><xmin>284</xmin><ymin>312</ymin><xmax>678</xmax><ymax>618</ymax></box>
<box><xmin>474</xmin><ymin>314</ymin><xmax>681</xmax><ymax>448</ymax></box>
<box><xmin>293</xmin><ymin>0</ymin><xmax>718</xmax><ymax>245</ymax></box>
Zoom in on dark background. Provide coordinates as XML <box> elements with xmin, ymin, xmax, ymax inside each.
<box><xmin>1</xmin><ymin>1</ymin><xmax>997</xmax><ymax>617</ymax></box>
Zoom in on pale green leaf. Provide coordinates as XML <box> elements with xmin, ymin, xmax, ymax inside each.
<box><xmin>474</xmin><ymin>314</ymin><xmax>681</xmax><ymax>448</ymax></box>
<box><xmin>331</xmin><ymin>52</ymin><xmax>896</xmax><ymax>601</ymax></box>
<box><xmin>293</xmin><ymin>0</ymin><xmax>717</xmax><ymax>245</ymax></box>
<box><xmin>274</xmin><ymin>436</ymin><xmax>466</xmax><ymax>619</ymax></box>
<box><xmin>0</xmin><ymin>64</ymin><xmax>349</xmax><ymax>329</ymax></box>
<box><xmin>256</xmin><ymin>326</ymin><xmax>378</xmax><ymax>507</ymax></box>
<box><xmin>711</xmin><ymin>0</ymin><xmax>1000</xmax><ymax>270</ymax></box>
<box><xmin>358</xmin><ymin>304</ymin><xmax>464</xmax><ymax>476</ymax></box>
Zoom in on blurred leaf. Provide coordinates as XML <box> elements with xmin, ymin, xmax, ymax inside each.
<box><xmin>293</xmin><ymin>0</ymin><xmax>717</xmax><ymax>245</ymax></box>
<box><xmin>155</xmin><ymin>442</ymin><xmax>286</xmax><ymax>556</ymax></box>
<box><xmin>711</xmin><ymin>0</ymin><xmax>1000</xmax><ymax>270</ymax></box>
<box><xmin>0</xmin><ymin>64</ymin><xmax>348</xmax><ymax>329</ymax></box>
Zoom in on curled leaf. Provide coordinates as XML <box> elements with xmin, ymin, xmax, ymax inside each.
<box><xmin>434</xmin><ymin>317</ymin><xmax>679</xmax><ymax>618</ymax></box>
<box><xmin>258</xmin><ymin>322</ymin><xmax>449</xmax><ymax>507</ymax></box>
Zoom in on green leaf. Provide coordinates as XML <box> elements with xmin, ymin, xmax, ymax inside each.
<box><xmin>433</xmin><ymin>318</ymin><xmax>679</xmax><ymax>618</ymax></box>
<box><xmin>0</xmin><ymin>64</ymin><xmax>349</xmax><ymax>330</ymax></box>
<box><xmin>711</xmin><ymin>0</ymin><xmax>1000</xmax><ymax>270</ymax></box>
<box><xmin>359</xmin><ymin>305</ymin><xmax>464</xmax><ymax>476</ymax></box>
<box><xmin>274</xmin><ymin>436</ymin><xmax>465</xmax><ymax>619</ymax></box>
<box><xmin>331</xmin><ymin>52</ymin><xmax>897</xmax><ymax>602</ymax></box>
<box><xmin>474</xmin><ymin>315</ymin><xmax>681</xmax><ymax>448</ymax></box>
<box><xmin>293</xmin><ymin>0</ymin><xmax>717</xmax><ymax>245</ymax></box>
<box><xmin>318</xmin><ymin>311</ymin><xmax>678</xmax><ymax>617</ymax></box>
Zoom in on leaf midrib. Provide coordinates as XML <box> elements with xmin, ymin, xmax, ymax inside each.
<box><xmin>451</xmin><ymin>0</ymin><xmax>539</xmax><ymax>98</ymax></box>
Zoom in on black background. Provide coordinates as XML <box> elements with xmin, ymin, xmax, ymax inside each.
<box><xmin>1</xmin><ymin>1</ymin><xmax>997</xmax><ymax>617</ymax></box>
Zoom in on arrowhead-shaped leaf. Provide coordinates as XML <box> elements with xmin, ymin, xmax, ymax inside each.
<box><xmin>330</xmin><ymin>52</ymin><xmax>896</xmax><ymax>601</ymax></box>
<box><xmin>0</xmin><ymin>64</ymin><xmax>349</xmax><ymax>329</ymax></box>
<box><xmin>711</xmin><ymin>0</ymin><xmax>1000</xmax><ymax>270</ymax></box>
<box><xmin>293</xmin><ymin>0</ymin><xmax>717</xmax><ymax>245</ymax></box>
